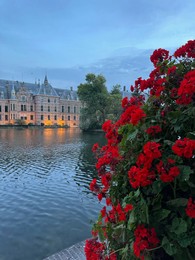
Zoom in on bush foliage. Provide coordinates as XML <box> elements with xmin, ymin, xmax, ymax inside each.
<box><xmin>85</xmin><ymin>40</ymin><xmax>195</xmax><ymax>260</ymax></box>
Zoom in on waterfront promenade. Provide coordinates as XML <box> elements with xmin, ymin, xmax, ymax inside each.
<box><xmin>44</xmin><ymin>241</ymin><xmax>85</xmax><ymax>260</ymax></box>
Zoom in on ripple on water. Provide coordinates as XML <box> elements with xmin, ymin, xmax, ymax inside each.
<box><xmin>0</xmin><ymin>128</ymin><xmax>104</xmax><ymax>260</ymax></box>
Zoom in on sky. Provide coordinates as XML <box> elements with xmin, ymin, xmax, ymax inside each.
<box><xmin>0</xmin><ymin>0</ymin><xmax>195</xmax><ymax>90</ymax></box>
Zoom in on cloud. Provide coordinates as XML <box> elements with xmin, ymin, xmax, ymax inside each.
<box><xmin>14</xmin><ymin>47</ymin><xmax>155</xmax><ymax>90</ymax></box>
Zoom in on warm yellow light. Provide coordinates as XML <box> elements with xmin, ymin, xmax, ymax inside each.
<box><xmin>44</xmin><ymin>120</ymin><xmax>52</xmax><ymax>126</ymax></box>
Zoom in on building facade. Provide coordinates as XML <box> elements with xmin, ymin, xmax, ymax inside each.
<box><xmin>0</xmin><ymin>76</ymin><xmax>81</xmax><ymax>127</ymax></box>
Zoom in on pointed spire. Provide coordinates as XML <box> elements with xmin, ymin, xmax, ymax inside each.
<box><xmin>11</xmin><ymin>82</ymin><xmax>16</xmax><ymax>99</ymax></box>
<box><xmin>44</xmin><ymin>75</ymin><xmax>48</xmax><ymax>85</ymax></box>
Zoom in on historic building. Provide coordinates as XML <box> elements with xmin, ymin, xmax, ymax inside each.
<box><xmin>0</xmin><ymin>76</ymin><xmax>81</xmax><ymax>127</ymax></box>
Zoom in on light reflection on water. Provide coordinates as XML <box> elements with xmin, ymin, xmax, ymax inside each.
<box><xmin>0</xmin><ymin>128</ymin><xmax>105</xmax><ymax>260</ymax></box>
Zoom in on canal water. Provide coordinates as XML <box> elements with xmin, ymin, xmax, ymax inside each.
<box><xmin>0</xmin><ymin>128</ymin><xmax>105</xmax><ymax>260</ymax></box>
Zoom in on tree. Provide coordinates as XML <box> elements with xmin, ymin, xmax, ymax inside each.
<box><xmin>107</xmin><ymin>84</ymin><xmax>122</xmax><ymax>122</ymax></box>
<box><xmin>77</xmin><ymin>73</ymin><xmax>109</xmax><ymax>130</ymax></box>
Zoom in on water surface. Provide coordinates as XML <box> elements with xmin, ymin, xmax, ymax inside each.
<box><xmin>0</xmin><ymin>128</ymin><xmax>105</xmax><ymax>260</ymax></box>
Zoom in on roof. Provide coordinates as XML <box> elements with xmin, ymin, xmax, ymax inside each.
<box><xmin>0</xmin><ymin>78</ymin><xmax>78</xmax><ymax>100</ymax></box>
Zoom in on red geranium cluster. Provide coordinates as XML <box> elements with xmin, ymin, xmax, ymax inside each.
<box><xmin>172</xmin><ymin>138</ymin><xmax>195</xmax><ymax>158</ymax></box>
<box><xmin>100</xmin><ymin>203</ymin><xmax>133</xmax><ymax>224</ymax></box>
<box><xmin>128</xmin><ymin>142</ymin><xmax>162</xmax><ymax>188</ymax></box>
<box><xmin>85</xmin><ymin>238</ymin><xmax>105</xmax><ymax>260</ymax></box>
<box><xmin>133</xmin><ymin>225</ymin><xmax>160</xmax><ymax>260</ymax></box>
<box><xmin>176</xmin><ymin>70</ymin><xmax>195</xmax><ymax>105</ymax></box>
<box><xmin>150</xmin><ymin>48</ymin><xmax>169</xmax><ymax>67</ymax></box>
<box><xmin>146</xmin><ymin>125</ymin><xmax>162</xmax><ymax>136</ymax></box>
<box><xmin>156</xmin><ymin>160</ymin><xmax>180</xmax><ymax>182</ymax></box>
<box><xmin>185</xmin><ymin>198</ymin><xmax>195</xmax><ymax>218</ymax></box>
<box><xmin>174</xmin><ymin>40</ymin><xmax>195</xmax><ymax>58</ymax></box>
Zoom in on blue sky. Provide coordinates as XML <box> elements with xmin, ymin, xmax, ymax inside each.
<box><xmin>0</xmin><ymin>0</ymin><xmax>195</xmax><ymax>90</ymax></box>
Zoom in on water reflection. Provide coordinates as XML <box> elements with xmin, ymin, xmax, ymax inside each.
<box><xmin>0</xmin><ymin>128</ymin><xmax>105</xmax><ymax>260</ymax></box>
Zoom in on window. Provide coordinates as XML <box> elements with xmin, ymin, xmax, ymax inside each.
<box><xmin>62</xmin><ymin>115</ymin><xmax>64</xmax><ymax>120</ymax></box>
<box><xmin>41</xmin><ymin>115</ymin><xmax>44</xmax><ymax>120</ymax></box>
<box><xmin>30</xmin><ymin>115</ymin><xmax>33</xmax><ymax>120</ymax></box>
<box><xmin>24</xmin><ymin>105</ymin><xmax>27</xmax><ymax>111</ymax></box>
<box><xmin>48</xmin><ymin>106</ymin><xmax>50</xmax><ymax>112</ymax></box>
<box><xmin>48</xmin><ymin>98</ymin><xmax>50</xmax><ymax>103</ymax></box>
<box><xmin>0</xmin><ymin>114</ymin><xmax>1</xmax><ymax>120</ymax></box>
<box><xmin>68</xmin><ymin>106</ymin><xmax>70</xmax><ymax>113</ymax></box>
<box><xmin>74</xmin><ymin>116</ymin><xmax>76</xmax><ymax>120</ymax></box>
<box><xmin>5</xmin><ymin>105</ymin><xmax>8</xmax><ymax>112</ymax></box>
<box><xmin>21</xmin><ymin>105</ymin><xmax>24</xmax><ymax>111</ymax></box>
<box><xmin>11</xmin><ymin>104</ymin><xmax>12</xmax><ymax>111</ymax></box>
<box><xmin>74</xmin><ymin>106</ymin><xmax>76</xmax><ymax>113</ymax></box>
<box><xmin>48</xmin><ymin>115</ymin><xmax>50</xmax><ymax>120</ymax></box>
<box><xmin>22</xmin><ymin>96</ymin><xmax>26</xmax><ymax>102</ymax></box>
<box><xmin>68</xmin><ymin>115</ymin><xmax>70</xmax><ymax>121</ymax></box>
<box><xmin>5</xmin><ymin>115</ymin><xmax>8</xmax><ymax>121</ymax></box>
<box><xmin>30</xmin><ymin>105</ymin><xmax>33</xmax><ymax>112</ymax></box>
<box><xmin>54</xmin><ymin>99</ymin><xmax>56</xmax><ymax>103</ymax></box>
<box><xmin>0</xmin><ymin>105</ymin><xmax>1</xmax><ymax>112</ymax></box>
<box><xmin>13</xmin><ymin>104</ymin><xmax>15</xmax><ymax>111</ymax></box>
<box><xmin>62</xmin><ymin>106</ymin><xmax>64</xmax><ymax>113</ymax></box>
<box><xmin>54</xmin><ymin>106</ymin><xmax>57</xmax><ymax>112</ymax></box>
<box><xmin>41</xmin><ymin>105</ymin><xmax>43</xmax><ymax>111</ymax></box>
<box><xmin>54</xmin><ymin>115</ymin><xmax>57</xmax><ymax>120</ymax></box>
<box><xmin>13</xmin><ymin>114</ymin><xmax>15</xmax><ymax>120</ymax></box>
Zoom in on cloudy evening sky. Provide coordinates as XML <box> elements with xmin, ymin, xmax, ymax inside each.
<box><xmin>0</xmin><ymin>0</ymin><xmax>195</xmax><ymax>90</ymax></box>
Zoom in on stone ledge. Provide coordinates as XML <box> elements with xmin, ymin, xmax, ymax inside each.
<box><xmin>44</xmin><ymin>241</ymin><xmax>86</xmax><ymax>260</ymax></box>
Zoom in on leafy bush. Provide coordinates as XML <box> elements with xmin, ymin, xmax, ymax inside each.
<box><xmin>85</xmin><ymin>40</ymin><xmax>195</xmax><ymax>260</ymax></box>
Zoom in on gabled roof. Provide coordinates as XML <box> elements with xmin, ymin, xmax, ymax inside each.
<box><xmin>0</xmin><ymin>78</ymin><xmax>79</xmax><ymax>100</ymax></box>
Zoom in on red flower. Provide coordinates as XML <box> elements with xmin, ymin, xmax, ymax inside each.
<box><xmin>146</xmin><ymin>125</ymin><xmax>162</xmax><ymax>136</ymax></box>
<box><xmin>105</xmin><ymin>252</ymin><xmax>117</xmax><ymax>260</ymax></box>
<box><xmin>150</xmin><ymin>48</ymin><xmax>169</xmax><ymax>67</ymax></box>
<box><xmin>102</xmin><ymin>120</ymin><xmax>112</xmax><ymax>132</ymax></box>
<box><xmin>98</xmin><ymin>193</ymin><xmax>103</xmax><ymax>201</ymax></box>
<box><xmin>186</xmin><ymin>198</ymin><xmax>195</xmax><ymax>218</ymax></box>
<box><xmin>121</xmin><ymin>97</ymin><xmax>129</xmax><ymax>108</ymax></box>
<box><xmin>143</xmin><ymin>141</ymin><xmax>161</xmax><ymax>159</ymax></box>
<box><xmin>157</xmin><ymin>161</ymin><xmax>180</xmax><ymax>182</ymax></box>
<box><xmin>128</xmin><ymin>166</ymin><xmax>155</xmax><ymax>189</ymax></box>
<box><xmin>106</xmin><ymin>197</ymin><xmax>112</xmax><ymax>206</ymax></box>
<box><xmin>133</xmin><ymin>225</ymin><xmax>159</xmax><ymax>260</ymax></box>
<box><xmin>174</xmin><ymin>40</ymin><xmax>195</xmax><ymax>58</ymax></box>
<box><xmin>90</xmin><ymin>179</ymin><xmax>99</xmax><ymax>192</ymax></box>
<box><xmin>124</xmin><ymin>204</ymin><xmax>133</xmax><ymax>213</ymax></box>
<box><xmin>167</xmin><ymin>65</ymin><xmax>177</xmax><ymax>75</ymax></box>
<box><xmin>101</xmin><ymin>206</ymin><xmax>107</xmax><ymax>218</ymax></box>
<box><xmin>176</xmin><ymin>70</ymin><xmax>195</xmax><ymax>105</ymax></box>
<box><xmin>172</xmin><ymin>138</ymin><xmax>195</xmax><ymax>158</ymax></box>
<box><xmin>85</xmin><ymin>238</ymin><xmax>105</xmax><ymax>260</ymax></box>
<box><xmin>92</xmin><ymin>143</ymin><xmax>99</xmax><ymax>152</ymax></box>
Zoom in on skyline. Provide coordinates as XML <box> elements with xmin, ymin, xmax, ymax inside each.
<box><xmin>0</xmin><ymin>0</ymin><xmax>195</xmax><ymax>90</ymax></box>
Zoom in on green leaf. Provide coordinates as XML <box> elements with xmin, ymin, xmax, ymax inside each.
<box><xmin>178</xmin><ymin>166</ymin><xmax>193</xmax><ymax>182</ymax></box>
<box><xmin>162</xmin><ymin>236</ymin><xmax>177</xmax><ymax>256</ymax></box>
<box><xmin>186</xmin><ymin>132</ymin><xmax>195</xmax><ymax>140</ymax></box>
<box><xmin>152</xmin><ymin>209</ymin><xmax>171</xmax><ymax>222</ymax></box>
<box><xmin>177</xmin><ymin>234</ymin><xmax>192</xmax><ymax>248</ymax></box>
<box><xmin>152</xmin><ymin>180</ymin><xmax>163</xmax><ymax>194</ymax></box>
<box><xmin>127</xmin><ymin>210</ymin><xmax>136</xmax><ymax>229</ymax></box>
<box><xmin>171</xmin><ymin>218</ymin><xmax>187</xmax><ymax>235</ymax></box>
<box><xmin>166</xmin><ymin>198</ymin><xmax>188</xmax><ymax>207</ymax></box>
<box><xmin>127</xmin><ymin>129</ymin><xmax>138</xmax><ymax>141</ymax></box>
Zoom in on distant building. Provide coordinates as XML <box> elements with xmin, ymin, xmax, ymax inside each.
<box><xmin>0</xmin><ymin>76</ymin><xmax>81</xmax><ymax>127</ymax></box>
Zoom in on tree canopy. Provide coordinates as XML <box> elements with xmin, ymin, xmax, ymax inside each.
<box><xmin>77</xmin><ymin>74</ymin><xmax>122</xmax><ymax>130</ymax></box>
